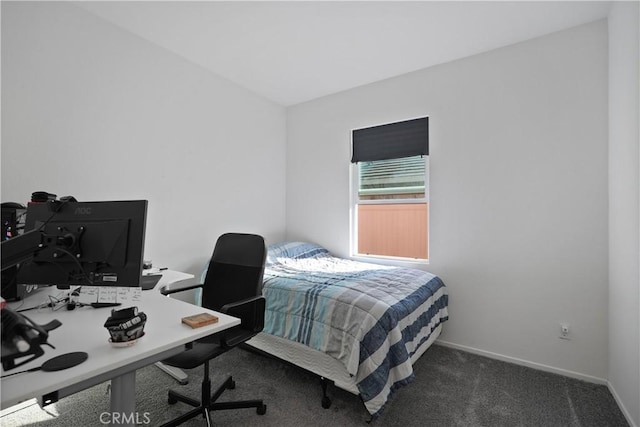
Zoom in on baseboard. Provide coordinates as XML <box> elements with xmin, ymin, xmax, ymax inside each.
<box><xmin>435</xmin><ymin>339</ymin><xmax>608</xmax><ymax>385</ymax></box>
<box><xmin>607</xmin><ymin>380</ymin><xmax>639</xmax><ymax>427</ymax></box>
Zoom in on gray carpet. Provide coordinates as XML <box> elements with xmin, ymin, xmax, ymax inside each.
<box><xmin>0</xmin><ymin>344</ymin><xmax>629</xmax><ymax>426</ymax></box>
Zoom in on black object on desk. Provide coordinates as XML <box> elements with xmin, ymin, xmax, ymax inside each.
<box><xmin>0</xmin><ymin>307</ymin><xmax>62</xmax><ymax>371</ymax></box>
<box><xmin>1</xmin><ymin>351</ymin><xmax>88</xmax><ymax>378</ymax></box>
<box><xmin>104</xmin><ymin>306</ymin><xmax>147</xmax><ymax>343</ymax></box>
<box><xmin>91</xmin><ymin>302</ymin><xmax>121</xmax><ymax>308</ymax></box>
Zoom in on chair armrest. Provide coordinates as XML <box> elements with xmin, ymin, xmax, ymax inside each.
<box><xmin>221</xmin><ymin>296</ymin><xmax>266</xmax><ymax>334</ymax></box>
<box><xmin>160</xmin><ymin>283</ymin><xmax>204</xmax><ymax>296</ymax></box>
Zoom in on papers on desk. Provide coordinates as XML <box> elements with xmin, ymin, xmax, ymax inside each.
<box><xmin>77</xmin><ymin>287</ymin><xmax>142</xmax><ymax>305</ymax></box>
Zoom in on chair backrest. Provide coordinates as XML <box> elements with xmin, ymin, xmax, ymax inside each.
<box><xmin>201</xmin><ymin>233</ymin><xmax>266</xmax><ymax>312</ymax></box>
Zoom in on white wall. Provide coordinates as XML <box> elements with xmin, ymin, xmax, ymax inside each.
<box><xmin>1</xmin><ymin>2</ymin><xmax>287</xmax><ymax>277</ymax></box>
<box><xmin>608</xmin><ymin>2</ymin><xmax>640</xmax><ymax>426</ymax></box>
<box><xmin>287</xmin><ymin>21</ymin><xmax>609</xmax><ymax>381</ymax></box>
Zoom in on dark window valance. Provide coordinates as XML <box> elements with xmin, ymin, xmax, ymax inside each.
<box><xmin>351</xmin><ymin>117</ymin><xmax>428</xmax><ymax>163</ymax></box>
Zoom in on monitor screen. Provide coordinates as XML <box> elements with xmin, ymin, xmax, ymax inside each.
<box><xmin>15</xmin><ymin>200</ymin><xmax>148</xmax><ymax>287</ymax></box>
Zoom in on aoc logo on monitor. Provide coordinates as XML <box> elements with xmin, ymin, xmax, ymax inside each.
<box><xmin>74</xmin><ymin>207</ymin><xmax>92</xmax><ymax>215</ymax></box>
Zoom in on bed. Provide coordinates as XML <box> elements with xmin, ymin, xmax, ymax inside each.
<box><xmin>245</xmin><ymin>242</ymin><xmax>449</xmax><ymax>418</ymax></box>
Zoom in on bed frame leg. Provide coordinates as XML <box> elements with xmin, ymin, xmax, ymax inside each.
<box><xmin>319</xmin><ymin>377</ymin><xmax>332</xmax><ymax>409</ymax></box>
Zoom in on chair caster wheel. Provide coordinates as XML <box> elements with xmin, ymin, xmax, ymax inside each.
<box><xmin>168</xmin><ymin>395</ymin><xmax>178</xmax><ymax>405</ymax></box>
<box><xmin>257</xmin><ymin>404</ymin><xmax>267</xmax><ymax>415</ymax></box>
<box><xmin>321</xmin><ymin>396</ymin><xmax>331</xmax><ymax>409</ymax></box>
<box><xmin>228</xmin><ymin>379</ymin><xmax>236</xmax><ymax>389</ymax></box>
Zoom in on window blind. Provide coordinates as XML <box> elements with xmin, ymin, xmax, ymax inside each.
<box><xmin>359</xmin><ymin>156</ymin><xmax>425</xmax><ymax>197</ymax></box>
<box><xmin>351</xmin><ymin>117</ymin><xmax>428</xmax><ymax>163</ymax></box>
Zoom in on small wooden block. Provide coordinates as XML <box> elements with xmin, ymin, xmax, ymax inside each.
<box><xmin>181</xmin><ymin>313</ymin><xmax>219</xmax><ymax>328</ymax></box>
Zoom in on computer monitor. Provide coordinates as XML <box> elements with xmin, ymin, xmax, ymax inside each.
<box><xmin>14</xmin><ymin>200</ymin><xmax>148</xmax><ymax>288</ymax></box>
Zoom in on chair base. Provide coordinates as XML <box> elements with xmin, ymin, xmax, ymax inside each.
<box><xmin>160</xmin><ymin>375</ymin><xmax>266</xmax><ymax>427</ymax></box>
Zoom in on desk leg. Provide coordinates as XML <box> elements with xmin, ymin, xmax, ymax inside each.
<box><xmin>110</xmin><ymin>372</ymin><xmax>136</xmax><ymax>427</ymax></box>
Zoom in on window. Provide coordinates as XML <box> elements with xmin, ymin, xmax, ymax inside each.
<box><xmin>351</xmin><ymin>118</ymin><xmax>429</xmax><ymax>260</ymax></box>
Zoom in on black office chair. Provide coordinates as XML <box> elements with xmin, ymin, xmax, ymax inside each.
<box><xmin>159</xmin><ymin>233</ymin><xmax>267</xmax><ymax>427</ymax></box>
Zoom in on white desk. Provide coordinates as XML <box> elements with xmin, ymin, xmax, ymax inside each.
<box><xmin>0</xmin><ymin>284</ymin><xmax>239</xmax><ymax>426</ymax></box>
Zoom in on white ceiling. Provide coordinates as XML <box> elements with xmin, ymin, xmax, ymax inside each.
<box><xmin>74</xmin><ymin>1</ymin><xmax>612</xmax><ymax>106</ymax></box>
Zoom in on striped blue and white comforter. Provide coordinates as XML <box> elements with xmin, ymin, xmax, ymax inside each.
<box><xmin>262</xmin><ymin>242</ymin><xmax>449</xmax><ymax>417</ymax></box>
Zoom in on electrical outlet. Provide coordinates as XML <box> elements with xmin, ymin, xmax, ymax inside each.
<box><xmin>559</xmin><ymin>323</ymin><xmax>571</xmax><ymax>340</ymax></box>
